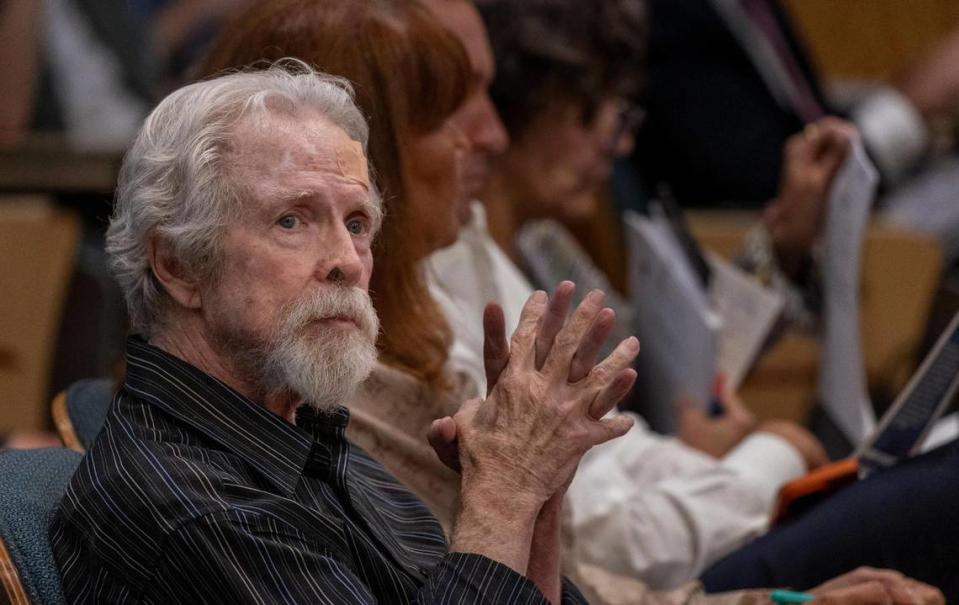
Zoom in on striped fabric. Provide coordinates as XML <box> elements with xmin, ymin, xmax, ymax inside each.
<box><xmin>51</xmin><ymin>338</ymin><xmax>583</xmax><ymax>604</ymax></box>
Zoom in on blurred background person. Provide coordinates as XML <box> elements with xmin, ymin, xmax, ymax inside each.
<box><xmin>0</xmin><ymin>0</ymin><xmax>250</xmax><ymax>149</ymax></box>
<box><xmin>629</xmin><ymin>0</ymin><xmax>959</xmax><ymax>269</ymax></box>
<box><xmin>464</xmin><ymin>0</ymin><xmax>835</xmax><ymax>588</ymax></box>
<box><xmin>632</xmin><ymin>0</ymin><xmax>959</xmax><ymax>207</ymax></box>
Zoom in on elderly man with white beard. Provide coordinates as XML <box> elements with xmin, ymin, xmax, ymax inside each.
<box><xmin>49</xmin><ymin>63</ymin><xmax>643</xmax><ymax>604</ymax></box>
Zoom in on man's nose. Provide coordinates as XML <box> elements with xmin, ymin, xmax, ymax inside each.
<box><xmin>320</xmin><ymin>226</ymin><xmax>364</xmax><ymax>286</ymax></box>
<box><xmin>470</xmin><ymin>94</ymin><xmax>509</xmax><ymax>155</ymax></box>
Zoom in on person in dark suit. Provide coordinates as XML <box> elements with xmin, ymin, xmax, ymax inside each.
<box><xmin>632</xmin><ymin>0</ymin><xmax>955</xmax><ymax>210</ymax></box>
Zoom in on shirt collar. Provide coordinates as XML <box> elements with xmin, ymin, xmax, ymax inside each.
<box><xmin>123</xmin><ymin>336</ymin><xmax>351</xmax><ymax>497</ymax></box>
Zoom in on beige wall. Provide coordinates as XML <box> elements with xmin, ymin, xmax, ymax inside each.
<box><xmin>784</xmin><ymin>0</ymin><xmax>959</xmax><ymax>81</ymax></box>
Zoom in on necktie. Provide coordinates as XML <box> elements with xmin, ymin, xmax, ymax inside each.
<box><xmin>741</xmin><ymin>0</ymin><xmax>825</xmax><ymax>123</ymax></box>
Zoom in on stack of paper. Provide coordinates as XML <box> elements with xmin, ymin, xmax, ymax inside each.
<box><xmin>706</xmin><ymin>251</ymin><xmax>784</xmax><ymax>390</ymax></box>
<box><xmin>624</xmin><ymin>210</ymin><xmax>721</xmax><ymax>433</ymax></box>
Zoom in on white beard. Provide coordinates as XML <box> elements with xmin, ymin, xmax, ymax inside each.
<box><xmin>266</xmin><ymin>286</ymin><xmax>379</xmax><ymax>411</ymax></box>
<box><xmin>219</xmin><ymin>286</ymin><xmax>379</xmax><ymax>412</ymax></box>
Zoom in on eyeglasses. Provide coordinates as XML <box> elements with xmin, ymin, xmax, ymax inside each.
<box><xmin>602</xmin><ymin>100</ymin><xmax>646</xmax><ymax>156</ymax></box>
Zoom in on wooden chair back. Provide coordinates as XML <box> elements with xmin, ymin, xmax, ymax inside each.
<box><xmin>0</xmin><ymin>197</ymin><xmax>80</xmax><ymax>433</ymax></box>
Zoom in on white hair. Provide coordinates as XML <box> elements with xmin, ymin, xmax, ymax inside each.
<box><xmin>107</xmin><ymin>60</ymin><xmax>380</xmax><ymax>336</ymax></box>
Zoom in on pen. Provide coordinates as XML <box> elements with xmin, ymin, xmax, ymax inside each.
<box><xmin>770</xmin><ymin>590</ymin><xmax>814</xmax><ymax>604</ymax></box>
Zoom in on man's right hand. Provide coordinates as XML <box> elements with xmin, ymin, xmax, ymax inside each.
<box><xmin>456</xmin><ymin>286</ymin><xmax>637</xmax><ymax>506</ymax></box>
<box><xmin>445</xmin><ymin>285</ymin><xmax>638</xmax><ymax>574</ymax></box>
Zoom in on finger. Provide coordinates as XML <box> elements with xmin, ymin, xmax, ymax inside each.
<box><xmin>885</xmin><ymin>581</ymin><xmax>941</xmax><ymax>605</ymax></box>
<box><xmin>911</xmin><ymin>583</ymin><xmax>945</xmax><ymax>605</ymax></box>
<box><xmin>535</xmin><ymin>281</ymin><xmax>576</xmax><ymax>370</ymax></box>
<box><xmin>842</xmin><ymin>568</ymin><xmax>904</xmax><ymax>587</ymax></box>
<box><xmin>586</xmin><ymin>413</ymin><xmax>634</xmax><ymax>446</ymax></box>
<box><xmin>427</xmin><ymin>417</ymin><xmax>461</xmax><ymax>472</ymax></box>
<box><xmin>902</xmin><ymin>582</ymin><xmax>945</xmax><ymax>605</ymax></box>
<box><xmin>815</xmin><ymin>581</ymin><xmax>892</xmax><ymax>605</ymax></box>
<box><xmin>784</xmin><ymin>130</ymin><xmax>815</xmax><ymax>167</ymax></box>
<box><xmin>585</xmin><ymin>335</ymin><xmax>640</xmax><ymax>392</ymax></box>
<box><xmin>812</xmin><ymin>567</ymin><xmax>885</xmax><ymax>592</ymax></box>
<box><xmin>875</xmin><ymin>576</ymin><xmax>942</xmax><ymax>605</ymax></box>
<box><xmin>815</xmin><ymin>127</ymin><xmax>852</xmax><ymax>167</ymax></box>
<box><xmin>810</xmin><ymin>116</ymin><xmax>859</xmax><ymax>140</ymax></box>
<box><xmin>569</xmin><ymin>307</ymin><xmax>616</xmax><ymax>382</ymax></box>
<box><xmin>809</xmin><ymin>119</ymin><xmax>857</xmax><ymax>178</ymax></box>
<box><xmin>507</xmin><ymin>290</ymin><xmax>549</xmax><ymax>368</ymax></box>
<box><xmin>541</xmin><ymin>289</ymin><xmax>606</xmax><ymax>378</ymax></box>
<box><xmin>482</xmin><ymin>303</ymin><xmax>509</xmax><ymax>395</ymax></box>
<box><xmin>588</xmin><ymin>368</ymin><xmax>637</xmax><ymax>419</ymax></box>
<box><xmin>720</xmin><ymin>389</ymin><xmax>757</xmax><ymax>428</ymax></box>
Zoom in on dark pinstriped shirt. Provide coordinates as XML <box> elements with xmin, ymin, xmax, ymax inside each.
<box><xmin>51</xmin><ymin>338</ymin><xmax>585</xmax><ymax>604</ymax></box>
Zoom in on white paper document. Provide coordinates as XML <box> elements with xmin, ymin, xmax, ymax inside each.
<box><xmin>625</xmin><ymin>211</ymin><xmax>721</xmax><ymax>433</ymax></box>
<box><xmin>818</xmin><ymin>140</ymin><xmax>879</xmax><ymax>445</ymax></box>
<box><xmin>707</xmin><ymin>251</ymin><xmax>784</xmax><ymax>390</ymax></box>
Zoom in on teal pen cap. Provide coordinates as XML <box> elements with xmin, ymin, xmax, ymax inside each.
<box><xmin>770</xmin><ymin>590</ymin><xmax>815</xmax><ymax>604</ymax></box>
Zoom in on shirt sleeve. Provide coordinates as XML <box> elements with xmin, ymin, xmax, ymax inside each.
<box><xmin>721</xmin><ymin>432</ymin><xmax>806</xmax><ymax>506</ymax></box>
<box><xmin>151</xmin><ymin>510</ymin><xmax>578</xmax><ymax>604</ymax></box>
<box><xmin>852</xmin><ymin>86</ymin><xmax>929</xmax><ymax>186</ymax></box>
<box><xmin>566</xmin><ymin>413</ymin><xmax>788</xmax><ymax>590</ymax></box>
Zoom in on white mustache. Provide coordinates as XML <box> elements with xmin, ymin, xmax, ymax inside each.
<box><xmin>282</xmin><ymin>287</ymin><xmax>379</xmax><ymax>341</ymax></box>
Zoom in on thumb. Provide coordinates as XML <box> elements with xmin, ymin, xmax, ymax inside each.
<box><xmin>428</xmin><ymin>416</ymin><xmax>461</xmax><ymax>472</ymax></box>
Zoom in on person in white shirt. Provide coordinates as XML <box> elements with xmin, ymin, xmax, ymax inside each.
<box><xmin>420</xmin><ymin>0</ymin><xmax>856</xmax><ymax>588</ymax></box>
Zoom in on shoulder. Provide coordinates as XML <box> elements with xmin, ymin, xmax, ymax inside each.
<box><xmin>53</xmin><ymin>398</ymin><xmax>342</xmax><ymax>579</ymax></box>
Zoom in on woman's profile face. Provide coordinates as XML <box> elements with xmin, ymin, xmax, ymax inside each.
<box><xmin>503</xmin><ymin>97</ymin><xmax>636</xmax><ymax>221</ymax></box>
<box><xmin>404</xmin><ymin>117</ymin><xmax>469</xmax><ymax>253</ymax></box>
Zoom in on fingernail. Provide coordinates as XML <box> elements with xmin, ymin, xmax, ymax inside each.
<box><xmin>532</xmin><ymin>290</ymin><xmax>547</xmax><ymax>303</ymax></box>
<box><xmin>587</xmin><ymin>289</ymin><xmax>605</xmax><ymax>303</ymax></box>
<box><xmin>627</xmin><ymin>336</ymin><xmax>639</xmax><ymax>351</ymax></box>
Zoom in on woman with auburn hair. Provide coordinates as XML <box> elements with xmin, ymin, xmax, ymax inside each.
<box><xmin>201</xmin><ymin>0</ymin><xmax>468</xmax><ymax>390</ymax></box>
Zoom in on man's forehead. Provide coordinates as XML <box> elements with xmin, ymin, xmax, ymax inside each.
<box><xmin>230</xmin><ymin>112</ymin><xmax>370</xmax><ymax>190</ymax></box>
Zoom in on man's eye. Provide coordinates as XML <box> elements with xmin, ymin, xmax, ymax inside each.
<box><xmin>278</xmin><ymin>215</ymin><xmax>299</xmax><ymax>229</ymax></box>
<box><xmin>346</xmin><ymin>218</ymin><xmax>368</xmax><ymax>235</ymax></box>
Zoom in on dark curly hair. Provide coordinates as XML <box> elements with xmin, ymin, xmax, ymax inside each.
<box><xmin>477</xmin><ymin>0</ymin><xmax>646</xmax><ymax>138</ymax></box>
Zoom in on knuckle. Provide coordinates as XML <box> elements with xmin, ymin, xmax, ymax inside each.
<box><xmin>556</xmin><ymin>398</ymin><xmax>577</xmax><ymax>418</ymax></box>
<box><xmin>590</xmin><ymin>364</ymin><xmax>611</xmax><ymax>384</ymax></box>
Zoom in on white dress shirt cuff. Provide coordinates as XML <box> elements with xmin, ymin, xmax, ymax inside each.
<box><xmin>720</xmin><ymin>432</ymin><xmax>806</xmax><ymax>505</ymax></box>
<box><xmin>852</xmin><ymin>86</ymin><xmax>929</xmax><ymax>185</ymax></box>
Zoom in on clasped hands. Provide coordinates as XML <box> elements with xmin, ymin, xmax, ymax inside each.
<box><xmin>428</xmin><ymin>280</ymin><xmax>638</xmax><ymax>506</ymax></box>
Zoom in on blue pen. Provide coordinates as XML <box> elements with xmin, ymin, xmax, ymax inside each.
<box><xmin>770</xmin><ymin>590</ymin><xmax>815</xmax><ymax>604</ymax></box>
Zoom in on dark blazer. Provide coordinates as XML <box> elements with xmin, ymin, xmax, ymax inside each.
<box><xmin>632</xmin><ymin>0</ymin><xmax>833</xmax><ymax>209</ymax></box>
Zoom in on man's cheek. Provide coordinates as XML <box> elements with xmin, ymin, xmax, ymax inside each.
<box><xmin>361</xmin><ymin>255</ymin><xmax>374</xmax><ymax>288</ymax></box>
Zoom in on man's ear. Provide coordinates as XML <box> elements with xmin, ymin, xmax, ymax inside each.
<box><xmin>148</xmin><ymin>234</ymin><xmax>202</xmax><ymax>310</ymax></box>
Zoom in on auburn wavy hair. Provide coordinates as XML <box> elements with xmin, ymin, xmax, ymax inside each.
<box><xmin>200</xmin><ymin>0</ymin><xmax>471</xmax><ymax>387</ymax></box>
